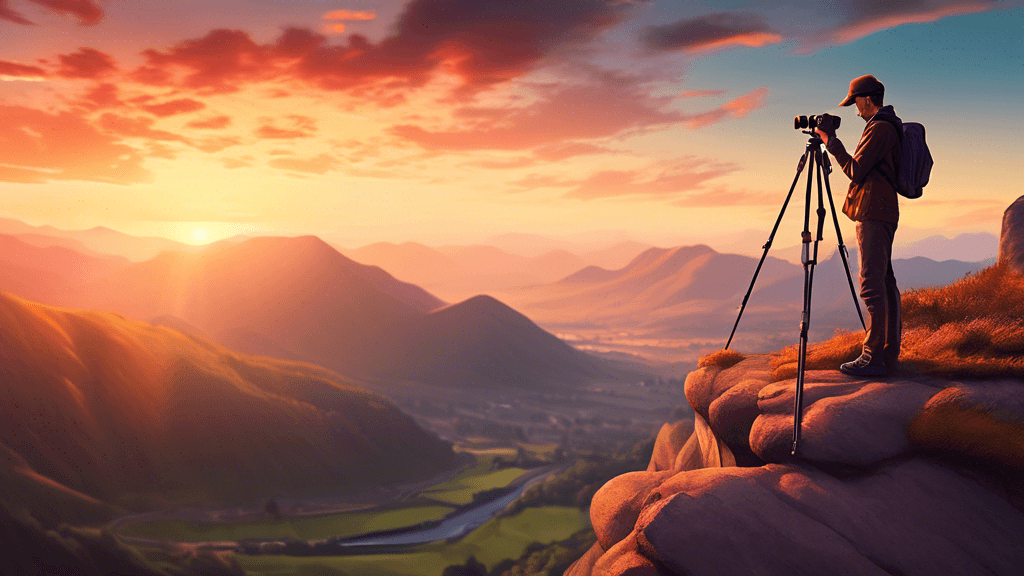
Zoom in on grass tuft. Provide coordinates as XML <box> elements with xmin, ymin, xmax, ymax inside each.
<box><xmin>699</xmin><ymin>349</ymin><xmax>746</xmax><ymax>370</ymax></box>
<box><xmin>770</xmin><ymin>263</ymin><xmax>1024</xmax><ymax>381</ymax></box>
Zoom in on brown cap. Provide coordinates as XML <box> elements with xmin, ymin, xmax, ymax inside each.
<box><xmin>839</xmin><ymin>74</ymin><xmax>884</xmax><ymax>107</ymax></box>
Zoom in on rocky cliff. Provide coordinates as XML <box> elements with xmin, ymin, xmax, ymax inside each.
<box><xmin>999</xmin><ymin>195</ymin><xmax>1024</xmax><ymax>275</ymax></box>
<box><xmin>567</xmin><ymin>354</ymin><xmax>1024</xmax><ymax>575</ymax></box>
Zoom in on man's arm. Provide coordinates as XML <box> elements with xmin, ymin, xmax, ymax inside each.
<box><xmin>824</xmin><ymin>121</ymin><xmax>898</xmax><ymax>186</ymax></box>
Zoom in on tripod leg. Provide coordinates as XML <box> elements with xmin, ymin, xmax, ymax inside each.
<box><xmin>792</xmin><ymin>146</ymin><xmax>818</xmax><ymax>456</ymax></box>
<box><xmin>725</xmin><ymin>149</ymin><xmax>811</xmax><ymax>350</ymax></box>
<box><xmin>821</xmin><ymin>153</ymin><xmax>866</xmax><ymax>330</ymax></box>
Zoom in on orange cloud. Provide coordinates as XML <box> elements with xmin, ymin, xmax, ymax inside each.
<box><xmin>799</xmin><ymin>2</ymin><xmax>998</xmax><ymax>53</ymax></box>
<box><xmin>255</xmin><ymin>125</ymin><xmax>310</xmax><ymax>139</ymax></box>
<box><xmin>97</xmin><ymin>113</ymin><xmax>190</xmax><ymax>143</ymax></box>
<box><xmin>268</xmin><ymin>153</ymin><xmax>340</xmax><ymax>175</ymax></box>
<box><xmin>0</xmin><ymin>105</ymin><xmax>149</xmax><ymax>184</ymax></box>
<box><xmin>142</xmin><ymin>98</ymin><xmax>207</xmax><ymax>117</ymax></box>
<box><xmin>78</xmin><ymin>82</ymin><xmax>121</xmax><ymax>108</ymax></box>
<box><xmin>685</xmin><ymin>87</ymin><xmax>769</xmax><ymax>129</ymax></box>
<box><xmin>57</xmin><ymin>47</ymin><xmax>117</xmax><ymax>78</ymax></box>
<box><xmin>677</xmin><ymin>89</ymin><xmax>727</xmax><ymax>98</ymax></box>
<box><xmin>129</xmin><ymin>0</ymin><xmax>638</xmax><ymax>98</ymax></box>
<box><xmin>1</xmin><ymin>0</ymin><xmax>103</xmax><ymax>25</ymax></box>
<box><xmin>534</xmin><ymin>142</ymin><xmax>610</xmax><ymax>161</ymax></box>
<box><xmin>643</xmin><ymin>13</ymin><xmax>782</xmax><ymax>53</ymax></box>
<box><xmin>0</xmin><ymin>59</ymin><xmax>47</xmax><ymax>79</ymax></box>
<box><xmin>323</xmin><ymin>9</ymin><xmax>376</xmax><ymax>21</ymax></box>
<box><xmin>186</xmin><ymin>115</ymin><xmax>232</xmax><ymax>129</ymax></box>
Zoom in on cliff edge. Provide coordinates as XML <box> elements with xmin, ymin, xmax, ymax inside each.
<box><xmin>569</xmin><ymin>196</ymin><xmax>1024</xmax><ymax>575</ymax></box>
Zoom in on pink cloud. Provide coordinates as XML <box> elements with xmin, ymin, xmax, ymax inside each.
<box><xmin>29</xmin><ymin>0</ymin><xmax>103</xmax><ymax>25</ymax></box>
<box><xmin>534</xmin><ymin>142</ymin><xmax>610</xmax><ymax>161</ymax></box>
<box><xmin>798</xmin><ymin>2</ymin><xmax>999</xmax><ymax>53</ymax></box>
<box><xmin>0</xmin><ymin>0</ymin><xmax>102</xmax><ymax>25</ymax></box>
<box><xmin>0</xmin><ymin>0</ymin><xmax>33</xmax><ymax>24</ymax></box>
<box><xmin>672</xmin><ymin>186</ymin><xmax>782</xmax><ymax>207</ymax></box>
<box><xmin>564</xmin><ymin>158</ymin><xmax>739</xmax><ymax>200</ymax></box>
<box><xmin>391</xmin><ymin>82</ymin><xmax>686</xmax><ymax>151</ymax></box>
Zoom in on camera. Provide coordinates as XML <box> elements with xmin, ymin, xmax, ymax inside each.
<box><xmin>794</xmin><ymin>114</ymin><xmax>841</xmax><ymax>131</ymax></box>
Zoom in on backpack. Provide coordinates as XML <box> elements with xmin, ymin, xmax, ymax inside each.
<box><xmin>870</xmin><ymin>116</ymin><xmax>933</xmax><ymax>199</ymax></box>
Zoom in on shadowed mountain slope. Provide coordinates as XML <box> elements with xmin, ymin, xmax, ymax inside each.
<box><xmin>390</xmin><ymin>295</ymin><xmax>614</xmax><ymax>387</ymax></box>
<box><xmin>0</xmin><ymin>291</ymin><xmax>456</xmax><ymax>521</ymax></box>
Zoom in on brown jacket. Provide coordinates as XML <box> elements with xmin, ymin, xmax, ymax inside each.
<box><xmin>825</xmin><ymin>107</ymin><xmax>901</xmax><ymax>224</ymax></box>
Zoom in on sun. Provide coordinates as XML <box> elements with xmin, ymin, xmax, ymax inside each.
<box><xmin>189</xmin><ymin>227</ymin><xmax>211</xmax><ymax>244</ymax></box>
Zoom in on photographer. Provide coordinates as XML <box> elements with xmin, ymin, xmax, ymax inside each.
<box><xmin>815</xmin><ymin>75</ymin><xmax>903</xmax><ymax>377</ymax></box>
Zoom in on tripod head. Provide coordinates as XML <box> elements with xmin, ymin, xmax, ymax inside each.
<box><xmin>802</xmin><ymin>131</ymin><xmax>824</xmax><ymax>146</ymax></box>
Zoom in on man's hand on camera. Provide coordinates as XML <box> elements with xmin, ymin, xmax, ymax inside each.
<box><xmin>815</xmin><ymin>127</ymin><xmax>835</xmax><ymax>145</ymax></box>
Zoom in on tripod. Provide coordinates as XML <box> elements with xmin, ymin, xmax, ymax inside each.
<box><xmin>724</xmin><ymin>132</ymin><xmax>865</xmax><ymax>456</ymax></box>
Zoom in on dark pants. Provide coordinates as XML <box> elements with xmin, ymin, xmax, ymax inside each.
<box><xmin>856</xmin><ymin>221</ymin><xmax>901</xmax><ymax>367</ymax></box>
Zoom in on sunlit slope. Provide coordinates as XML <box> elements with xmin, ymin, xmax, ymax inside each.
<box><xmin>70</xmin><ymin>236</ymin><xmax>626</xmax><ymax>387</ymax></box>
<box><xmin>511</xmin><ymin>245</ymin><xmax>799</xmax><ymax>324</ymax></box>
<box><xmin>0</xmin><ymin>291</ymin><xmax>456</xmax><ymax>515</ymax></box>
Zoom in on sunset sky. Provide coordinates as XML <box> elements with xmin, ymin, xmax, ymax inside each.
<box><xmin>1</xmin><ymin>0</ymin><xmax>1021</xmax><ymax>250</ymax></box>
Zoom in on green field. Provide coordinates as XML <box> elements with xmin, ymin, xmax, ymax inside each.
<box><xmin>420</xmin><ymin>467</ymin><xmax>529</xmax><ymax>505</ymax></box>
<box><xmin>118</xmin><ymin>452</ymin><xmax>536</xmax><ymax>543</ymax></box>
<box><xmin>236</xmin><ymin>506</ymin><xmax>591</xmax><ymax>576</ymax></box>
<box><xmin>118</xmin><ymin>506</ymin><xmax>455</xmax><ymax>543</ymax></box>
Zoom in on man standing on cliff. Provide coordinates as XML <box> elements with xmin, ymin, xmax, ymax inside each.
<box><xmin>815</xmin><ymin>75</ymin><xmax>902</xmax><ymax>377</ymax></box>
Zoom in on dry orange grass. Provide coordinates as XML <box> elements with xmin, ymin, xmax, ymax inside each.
<box><xmin>698</xmin><ymin>349</ymin><xmax>746</xmax><ymax>370</ymax></box>
<box><xmin>770</xmin><ymin>263</ymin><xmax>1024</xmax><ymax>381</ymax></box>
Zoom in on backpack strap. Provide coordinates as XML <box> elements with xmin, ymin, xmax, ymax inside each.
<box><xmin>867</xmin><ymin>117</ymin><xmax>902</xmax><ymax>192</ymax></box>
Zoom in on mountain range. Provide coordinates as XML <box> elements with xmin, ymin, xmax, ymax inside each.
<box><xmin>1</xmin><ymin>234</ymin><xmax>630</xmax><ymax>389</ymax></box>
<box><xmin>339</xmin><ymin>240</ymin><xmax>649</xmax><ymax>301</ymax></box>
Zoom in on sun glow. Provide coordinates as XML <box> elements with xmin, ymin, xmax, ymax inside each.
<box><xmin>189</xmin><ymin>227</ymin><xmax>210</xmax><ymax>244</ymax></box>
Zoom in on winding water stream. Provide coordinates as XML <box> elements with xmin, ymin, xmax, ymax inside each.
<box><xmin>338</xmin><ymin>465</ymin><xmax>557</xmax><ymax>547</ymax></box>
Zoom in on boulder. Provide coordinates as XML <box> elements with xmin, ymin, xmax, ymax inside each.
<box><xmin>634</xmin><ymin>459</ymin><xmax>1024</xmax><ymax>576</ymax></box>
<box><xmin>592</xmin><ymin>536</ymin><xmax>664</xmax><ymax>576</ymax></box>
<box><xmin>573</xmin><ymin>356</ymin><xmax>1024</xmax><ymax>576</ymax></box>
<box><xmin>591</xmin><ymin>470</ymin><xmax>673</xmax><ymax>550</ymax></box>
<box><xmin>647</xmin><ymin>421</ymin><xmax>694</xmax><ymax>473</ymax></box>
<box><xmin>749</xmin><ymin>372</ymin><xmax>939</xmax><ymax>465</ymax></box>
<box><xmin>998</xmin><ymin>195</ymin><xmax>1024</xmax><ymax>274</ymax></box>
<box><xmin>564</xmin><ymin>542</ymin><xmax>606</xmax><ymax>576</ymax></box>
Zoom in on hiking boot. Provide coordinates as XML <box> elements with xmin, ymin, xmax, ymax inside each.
<box><xmin>839</xmin><ymin>355</ymin><xmax>887</xmax><ymax>377</ymax></box>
